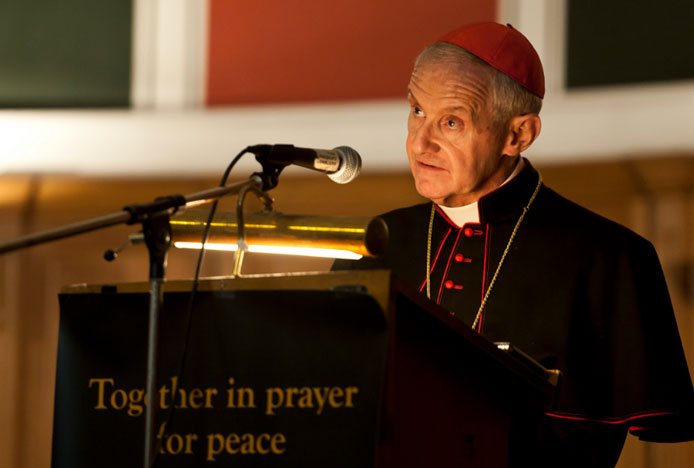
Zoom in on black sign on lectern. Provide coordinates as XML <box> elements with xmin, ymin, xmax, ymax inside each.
<box><xmin>52</xmin><ymin>271</ymin><xmax>555</xmax><ymax>468</ymax></box>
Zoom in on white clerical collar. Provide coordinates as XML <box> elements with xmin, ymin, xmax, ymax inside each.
<box><xmin>438</xmin><ymin>157</ymin><xmax>526</xmax><ymax>227</ymax></box>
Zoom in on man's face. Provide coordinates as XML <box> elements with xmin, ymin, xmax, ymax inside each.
<box><xmin>406</xmin><ymin>61</ymin><xmax>509</xmax><ymax>207</ymax></box>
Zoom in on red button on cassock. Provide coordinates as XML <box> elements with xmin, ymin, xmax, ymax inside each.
<box><xmin>455</xmin><ymin>254</ymin><xmax>464</xmax><ymax>262</ymax></box>
<box><xmin>445</xmin><ymin>280</ymin><xmax>454</xmax><ymax>289</ymax></box>
<box><xmin>463</xmin><ymin>227</ymin><xmax>473</xmax><ymax>237</ymax></box>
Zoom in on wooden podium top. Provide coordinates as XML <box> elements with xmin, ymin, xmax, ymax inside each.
<box><xmin>62</xmin><ymin>270</ymin><xmax>394</xmax><ymax>314</ymax></box>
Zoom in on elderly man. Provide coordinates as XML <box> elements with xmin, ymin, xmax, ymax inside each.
<box><xmin>334</xmin><ymin>22</ymin><xmax>693</xmax><ymax>466</ymax></box>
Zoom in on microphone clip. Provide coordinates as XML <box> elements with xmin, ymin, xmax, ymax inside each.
<box><xmin>248</xmin><ymin>144</ymin><xmax>289</xmax><ymax>191</ymax></box>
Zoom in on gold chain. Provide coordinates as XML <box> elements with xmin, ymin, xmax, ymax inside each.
<box><xmin>426</xmin><ymin>204</ymin><xmax>436</xmax><ymax>300</ymax></box>
<box><xmin>426</xmin><ymin>173</ymin><xmax>543</xmax><ymax>330</ymax></box>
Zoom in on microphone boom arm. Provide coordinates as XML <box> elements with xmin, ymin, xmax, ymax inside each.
<box><xmin>0</xmin><ymin>176</ymin><xmax>268</xmax><ymax>256</ymax></box>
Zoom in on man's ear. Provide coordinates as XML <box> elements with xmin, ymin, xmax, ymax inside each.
<box><xmin>500</xmin><ymin>114</ymin><xmax>541</xmax><ymax>156</ymax></box>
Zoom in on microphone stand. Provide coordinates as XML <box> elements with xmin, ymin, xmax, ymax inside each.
<box><xmin>0</xmin><ymin>174</ymin><xmax>272</xmax><ymax>468</ymax></box>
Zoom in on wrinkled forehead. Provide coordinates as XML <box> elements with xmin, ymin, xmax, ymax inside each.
<box><xmin>408</xmin><ymin>60</ymin><xmax>493</xmax><ymax>121</ymax></box>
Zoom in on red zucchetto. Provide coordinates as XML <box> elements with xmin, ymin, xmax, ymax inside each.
<box><xmin>438</xmin><ymin>22</ymin><xmax>545</xmax><ymax>99</ymax></box>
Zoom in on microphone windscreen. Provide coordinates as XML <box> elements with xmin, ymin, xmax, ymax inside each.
<box><xmin>328</xmin><ymin>146</ymin><xmax>362</xmax><ymax>184</ymax></box>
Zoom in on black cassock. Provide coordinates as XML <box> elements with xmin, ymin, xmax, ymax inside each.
<box><xmin>333</xmin><ymin>162</ymin><xmax>694</xmax><ymax>467</ymax></box>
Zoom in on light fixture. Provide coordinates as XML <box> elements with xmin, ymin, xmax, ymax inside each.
<box><xmin>170</xmin><ymin>210</ymin><xmax>388</xmax><ymax>260</ymax></box>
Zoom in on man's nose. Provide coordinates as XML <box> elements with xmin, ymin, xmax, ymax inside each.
<box><xmin>410</xmin><ymin>120</ymin><xmax>439</xmax><ymax>154</ymax></box>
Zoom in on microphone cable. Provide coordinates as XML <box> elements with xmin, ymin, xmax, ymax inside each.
<box><xmin>151</xmin><ymin>146</ymin><xmax>254</xmax><ymax>467</ymax></box>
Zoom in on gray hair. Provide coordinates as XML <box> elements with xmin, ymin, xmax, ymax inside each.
<box><xmin>413</xmin><ymin>42</ymin><xmax>542</xmax><ymax>132</ymax></box>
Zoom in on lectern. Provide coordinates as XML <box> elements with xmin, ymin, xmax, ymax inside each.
<box><xmin>52</xmin><ymin>270</ymin><xmax>555</xmax><ymax>467</ymax></box>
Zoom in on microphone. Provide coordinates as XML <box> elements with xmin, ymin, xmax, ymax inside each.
<box><xmin>251</xmin><ymin>144</ymin><xmax>362</xmax><ymax>184</ymax></box>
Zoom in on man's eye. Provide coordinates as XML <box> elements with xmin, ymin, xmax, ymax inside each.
<box><xmin>447</xmin><ymin>119</ymin><xmax>458</xmax><ymax>129</ymax></box>
<box><xmin>413</xmin><ymin>106</ymin><xmax>424</xmax><ymax>116</ymax></box>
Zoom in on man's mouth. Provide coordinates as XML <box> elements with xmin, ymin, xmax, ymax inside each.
<box><xmin>417</xmin><ymin>160</ymin><xmax>443</xmax><ymax>170</ymax></box>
